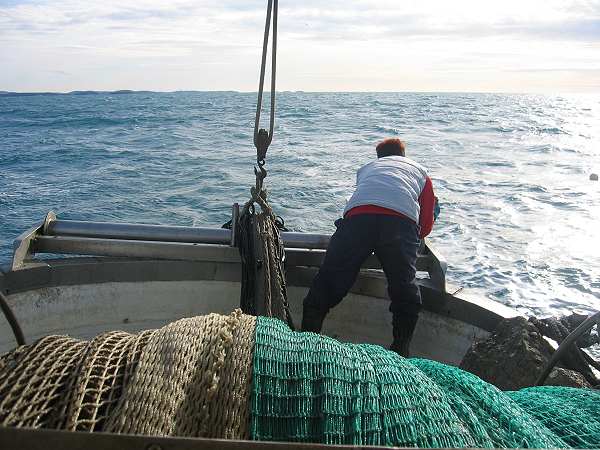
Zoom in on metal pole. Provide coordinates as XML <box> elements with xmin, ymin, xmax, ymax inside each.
<box><xmin>48</xmin><ymin>220</ymin><xmax>234</xmax><ymax>245</ymax></box>
<box><xmin>46</xmin><ymin>219</ymin><xmax>331</xmax><ymax>249</ymax></box>
<box><xmin>535</xmin><ymin>311</ymin><xmax>600</xmax><ymax>386</ymax></box>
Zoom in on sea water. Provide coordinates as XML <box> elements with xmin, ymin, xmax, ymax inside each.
<box><xmin>1</xmin><ymin>91</ymin><xmax>599</xmax><ymax>318</ymax></box>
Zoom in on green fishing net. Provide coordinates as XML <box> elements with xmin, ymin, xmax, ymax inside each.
<box><xmin>410</xmin><ymin>359</ymin><xmax>565</xmax><ymax>448</ymax></box>
<box><xmin>507</xmin><ymin>386</ymin><xmax>600</xmax><ymax>449</ymax></box>
<box><xmin>250</xmin><ymin>316</ymin><xmax>600</xmax><ymax>448</ymax></box>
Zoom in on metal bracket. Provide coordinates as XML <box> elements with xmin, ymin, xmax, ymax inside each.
<box><xmin>419</xmin><ymin>239</ymin><xmax>447</xmax><ymax>293</ymax></box>
<box><xmin>11</xmin><ymin>211</ymin><xmax>56</xmax><ymax>271</ymax></box>
<box><xmin>42</xmin><ymin>211</ymin><xmax>57</xmax><ymax>235</ymax></box>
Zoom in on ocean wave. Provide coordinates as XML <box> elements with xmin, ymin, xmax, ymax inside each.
<box><xmin>1</xmin><ymin>91</ymin><xmax>599</xmax><ymax>318</ymax></box>
<box><xmin>531</xmin><ymin>126</ymin><xmax>570</xmax><ymax>135</ymax></box>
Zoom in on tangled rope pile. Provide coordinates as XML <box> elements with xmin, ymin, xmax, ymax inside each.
<box><xmin>2</xmin><ymin>312</ymin><xmax>600</xmax><ymax>448</ymax></box>
<box><xmin>237</xmin><ymin>185</ymin><xmax>293</xmax><ymax>327</ymax></box>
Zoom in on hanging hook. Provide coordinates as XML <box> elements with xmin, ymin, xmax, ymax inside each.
<box><xmin>255</xmin><ymin>128</ymin><xmax>270</xmax><ymax>164</ymax></box>
<box><xmin>253</xmin><ymin>0</ymin><xmax>277</xmax><ymax>164</ymax></box>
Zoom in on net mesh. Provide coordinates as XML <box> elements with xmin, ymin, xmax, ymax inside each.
<box><xmin>0</xmin><ymin>335</ymin><xmax>88</xmax><ymax>429</ymax></box>
<box><xmin>507</xmin><ymin>386</ymin><xmax>600</xmax><ymax>449</ymax></box>
<box><xmin>251</xmin><ymin>317</ymin><xmax>478</xmax><ymax>447</ymax></box>
<box><xmin>60</xmin><ymin>329</ymin><xmax>155</xmax><ymax>431</ymax></box>
<box><xmin>2</xmin><ymin>312</ymin><xmax>600</xmax><ymax>449</ymax></box>
<box><xmin>410</xmin><ymin>358</ymin><xmax>565</xmax><ymax>448</ymax></box>
<box><xmin>104</xmin><ymin>310</ymin><xmax>256</xmax><ymax>438</ymax></box>
<box><xmin>250</xmin><ymin>316</ymin><xmax>600</xmax><ymax>449</ymax></box>
<box><xmin>0</xmin><ymin>310</ymin><xmax>255</xmax><ymax>440</ymax></box>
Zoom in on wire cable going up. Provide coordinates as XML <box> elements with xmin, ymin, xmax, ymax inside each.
<box><xmin>253</xmin><ymin>0</ymin><xmax>277</xmax><ymax>165</ymax></box>
<box><xmin>237</xmin><ymin>0</ymin><xmax>293</xmax><ymax>329</ymax></box>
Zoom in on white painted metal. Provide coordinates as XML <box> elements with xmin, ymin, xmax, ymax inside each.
<box><xmin>0</xmin><ymin>280</ymin><xmax>487</xmax><ymax>365</ymax></box>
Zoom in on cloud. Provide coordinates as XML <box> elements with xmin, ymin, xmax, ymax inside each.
<box><xmin>0</xmin><ymin>0</ymin><xmax>598</xmax><ymax>92</ymax></box>
<box><xmin>275</xmin><ymin>4</ymin><xmax>600</xmax><ymax>43</ymax></box>
<box><xmin>2</xmin><ymin>0</ymin><xmax>599</xmax><ymax>42</ymax></box>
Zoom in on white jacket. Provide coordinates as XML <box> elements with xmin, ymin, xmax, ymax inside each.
<box><xmin>343</xmin><ymin>156</ymin><xmax>429</xmax><ymax>223</ymax></box>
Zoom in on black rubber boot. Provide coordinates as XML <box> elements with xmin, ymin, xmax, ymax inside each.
<box><xmin>390</xmin><ymin>313</ymin><xmax>419</xmax><ymax>357</ymax></box>
<box><xmin>301</xmin><ymin>302</ymin><xmax>327</xmax><ymax>333</ymax></box>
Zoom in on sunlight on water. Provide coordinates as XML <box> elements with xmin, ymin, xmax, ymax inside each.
<box><xmin>0</xmin><ymin>91</ymin><xmax>598</xmax><ymax>318</ymax></box>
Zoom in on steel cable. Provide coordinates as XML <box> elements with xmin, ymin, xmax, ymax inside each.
<box><xmin>253</xmin><ymin>0</ymin><xmax>277</xmax><ymax>163</ymax></box>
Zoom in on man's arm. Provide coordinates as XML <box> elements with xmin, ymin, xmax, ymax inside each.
<box><xmin>418</xmin><ymin>176</ymin><xmax>435</xmax><ymax>239</ymax></box>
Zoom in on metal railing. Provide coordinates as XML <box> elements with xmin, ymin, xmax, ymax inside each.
<box><xmin>10</xmin><ymin>210</ymin><xmax>447</xmax><ymax>292</ymax></box>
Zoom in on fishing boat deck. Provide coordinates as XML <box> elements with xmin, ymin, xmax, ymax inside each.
<box><xmin>0</xmin><ymin>212</ymin><xmax>517</xmax><ymax>363</ymax></box>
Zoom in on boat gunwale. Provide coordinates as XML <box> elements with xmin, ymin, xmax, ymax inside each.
<box><xmin>0</xmin><ymin>256</ymin><xmax>516</xmax><ymax>333</ymax></box>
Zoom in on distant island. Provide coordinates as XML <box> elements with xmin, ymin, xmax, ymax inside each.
<box><xmin>0</xmin><ymin>90</ymin><xmax>156</xmax><ymax>97</ymax></box>
<box><xmin>0</xmin><ymin>90</ymin><xmax>248</xmax><ymax>97</ymax></box>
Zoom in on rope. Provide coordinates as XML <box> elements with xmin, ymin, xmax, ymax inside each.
<box><xmin>237</xmin><ymin>191</ymin><xmax>294</xmax><ymax>328</ymax></box>
<box><xmin>0</xmin><ymin>310</ymin><xmax>256</xmax><ymax>439</ymax></box>
<box><xmin>253</xmin><ymin>0</ymin><xmax>278</xmax><ymax>163</ymax></box>
<box><xmin>105</xmin><ymin>310</ymin><xmax>255</xmax><ymax>438</ymax></box>
<box><xmin>237</xmin><ymin>0</ymin><xmax>293</xmax><ymax>328</ymax></box>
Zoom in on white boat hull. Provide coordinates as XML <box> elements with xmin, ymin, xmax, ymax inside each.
<box><xmin>0</xmin><ymin>258</ymin><xmax>514</xmax><ymax>365</ymax></box>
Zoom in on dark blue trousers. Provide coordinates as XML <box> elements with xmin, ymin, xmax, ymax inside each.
<box><xmin>303</xmin><ymin>214</ymin><xmax>422</xmax><ymax>318</ymax></box>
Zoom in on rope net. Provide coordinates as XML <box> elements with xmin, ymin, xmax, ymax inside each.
<box><xmin>2</xmin><ymin>312</ymin><xmax>600</xmax><ymax>449</ymax></box>
<box><xmin>250</xmin><ymin>316</ymin><xmax>599</xmax><ymax>449</ymax></box>
<box><xmin>507</xmin><ymin>386</ymin><xmax>600</xmax><ymax>449</ymax></box>
<box><xmin>0</xmin><ymin>310</ymin><xmax>255</xmax><ymax>439</ymax></box>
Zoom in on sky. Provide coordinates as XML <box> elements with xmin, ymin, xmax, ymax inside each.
<box><xmin>0</xmin><ymin>0</ymin><xmax>599</xmax><ymax>93</ymax></box>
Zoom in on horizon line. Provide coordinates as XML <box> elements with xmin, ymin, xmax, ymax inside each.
<box><xmin>1</xmin><ymin>89</ymin><xmax>598</xmax><ymax>96</ymax></box>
